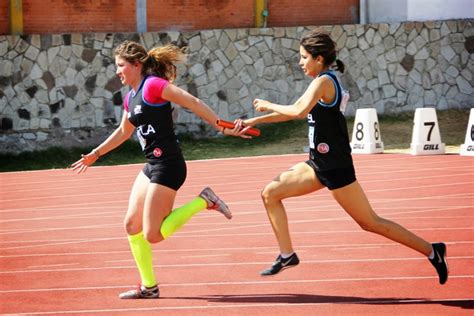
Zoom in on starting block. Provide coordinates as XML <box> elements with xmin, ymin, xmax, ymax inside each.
<box><xmin>460</xmin><ymin>108</ymin><xmax>474</xmax><ymax>156</ymax></box>
<box><xmin>350</xmin><ymin>108</ymin><xmax>384</xmax><ymax>154</ymax></box>
<box><xmin>410</xmin><ymin>108</ymin><xmax>445</xmax><ymax>155</ymax></box>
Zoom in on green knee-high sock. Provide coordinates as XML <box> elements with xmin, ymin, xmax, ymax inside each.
<box><xmin>128</xmin><ymin>232</ymin><xmax>156</xmax><ymax>288</ymax></box>
<box><xmin>160</xmin><ymin>197</ymin><xmax>207</xmax><ymax>239</ymax></box>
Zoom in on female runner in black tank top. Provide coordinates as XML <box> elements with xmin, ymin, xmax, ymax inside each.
<box><xmin>244</xmin><ymin>28</ymin><xmax>448</xmax><ymax>285</ymax></box>
<box><xmin>72</xmin><ymin>41</ymin><xmax>250</xmax><ymax>299</ymax></box>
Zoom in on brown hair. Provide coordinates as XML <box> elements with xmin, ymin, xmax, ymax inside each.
<box><xmin>114</xmin><ymin>40</ymin><xmax>185</xmax><ymax>82</ymax></box>
<box><xmin>300</xmin><ymin>28</ymin><xmax>345</xmax><ymax>73</ymax></box>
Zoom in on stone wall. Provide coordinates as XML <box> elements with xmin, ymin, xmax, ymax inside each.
<box><xmin>0</xmin><ymin>20</ymin><xmax>473</xmax><ymax>153</ymax></box>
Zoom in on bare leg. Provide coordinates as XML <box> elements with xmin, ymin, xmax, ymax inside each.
<box><xmin>261</xmin><ymin>162</ymin><xmax>325</xmax><ymax>253</ymax></box>
<box><xmin>143</xmin><ymin>183</ymin><xmax>177</xmax><ymax>243</ymax></box>
<box><xmin>332</xmin><ymin>180</ymin><xmax>432</xmax><ymax>256</ymax></box>
<box><xmin>124</xmin><ymin>171</ymin><xmax>149</xmax><ymax>235</ymax></box>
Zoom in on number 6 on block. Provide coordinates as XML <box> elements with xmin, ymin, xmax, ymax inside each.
<box><xmin>216</xmin><ymin>120</ymin><xmax>261</xmax><ymax>137</ymax></box>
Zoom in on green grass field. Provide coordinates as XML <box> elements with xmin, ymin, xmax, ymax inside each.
<box><xmin>0</xmin><ymin>109</ymin><xmax>469</xmax><ymax>172</ymax></box>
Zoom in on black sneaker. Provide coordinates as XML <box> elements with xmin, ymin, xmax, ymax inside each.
<box><xmin>260</xmin><ymin>253</ymin><xmax>300</xmax><ymax>276</ymax></box>
<box><xmin>429</xmin><ymin>242</ymin><xmax>449</xmax><ymax>285</ymax></box>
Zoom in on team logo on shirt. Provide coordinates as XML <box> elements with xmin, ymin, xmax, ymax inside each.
<box><xmin>153</xmin><ymin>147</ymin><xmax>162</xmax><ymax>158</ymax></box>
<box><xmin>139</xmin><ymin>124</ymin><xmax>156</xmax><ymax>136</ymax></box>
<box><xmin>317</xmin><ymin>143</ymin><xmax>330</xmax><ymax>154</ymax></box>
<box><xmin>134</xmin><ymin>105</ymin><xmax>142</xmax><ymax>115</ymax></box>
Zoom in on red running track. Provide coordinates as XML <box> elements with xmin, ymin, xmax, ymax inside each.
<box><xmin>0</xmin><ymin>153</ymin><xmax>473</xmax><ymax>315</ymax></box>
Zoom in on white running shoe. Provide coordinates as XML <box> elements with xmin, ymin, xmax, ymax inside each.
<box><xmin>199</xmin><ymin>187</ymin><xmax>232</xmax><ymax>219</ymax></box>
<box><xmin>119</xmin><ymin>284</ymin><xmax>159</xmax><ymax>299</ymax></box>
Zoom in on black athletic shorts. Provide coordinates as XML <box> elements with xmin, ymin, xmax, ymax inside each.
<box><xmin>305</xmin><ymin>160</ymin><xmax>356</xmax><ymax>190</ymax></box>
<box><xmin>142</xmin><ymin>156</ymin><xmax>187</xmax><ymax>191</ymax></box>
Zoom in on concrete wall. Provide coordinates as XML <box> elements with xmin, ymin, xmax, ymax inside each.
<box><xmin>0</xmin><ymin>19</ymin><xmax>473</xmax><ymax>153</ymax></box>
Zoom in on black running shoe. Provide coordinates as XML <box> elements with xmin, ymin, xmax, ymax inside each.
<box><xmin>429</xmin><ymin>242</ymin><xmax>449</xmax><ymax>285</ymax></box>
<box><xmin>260</xmin><ymin>253</ymin><xmax>300</xmax><ymax>276</ymax></box>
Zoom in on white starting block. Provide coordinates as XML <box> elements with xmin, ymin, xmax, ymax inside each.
<box><xmin>350</xmin><ymin>108</ymin><xmax>384</xmax><ymax>154</ymax></box>
<box><xmin>410</xmin><ymin>108</ymin><xmax>445</xmax><ymax>155</ymax></box>
<box><xmin>460</xmin><ymin>108</ymin><xmax>474</xmax><ymax>156</ymax></box>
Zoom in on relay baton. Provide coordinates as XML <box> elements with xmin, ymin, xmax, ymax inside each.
<box><xmin>216</xmin><ymin>119</ymin><xmax>261</xmax><ymax>137</ymax></box>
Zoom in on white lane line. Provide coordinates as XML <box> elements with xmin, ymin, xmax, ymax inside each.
<box><xmin>365</xmin><ymin>181</ymin><xmax>474</xmax><ymax>193</ymax></box>
<box><xmin>181</xmin><ymin>254</ymin><xmax>231</xmax><ymax>258</ymax></box>
<box><xmin>255</xmin><ymin>250</ymin><xmax>308</xmax><ymax>255</ymax></box>
<box><xmin>0</xmin><ymin>200</ymin><xmax>129</xmax><ymax>213</ymax></box>
<box><xmin>0</xmin><ymin>275</ymin><xmax>473</xmax><ymax>294</ymax></box>
<box><xmin>0</xmin><ymin>249</ymin><xmax>132</xmax><ymax>259</ymax></box>
<box><xmin>170</xmin><ymin>226</ymin><xmax>474</xmax><ymax>239</ymax></box>
<box><xmin>0</xmin><ymin>189</ymin><xmax>131</xmax><ymax>203</ymax></box>
<box><xmin>0</xmin><ymin>223</ymin><xmax>122</xmax><ymax>237</ymax></box>
<box><xmin>1</xmin><ymin>178</ymin><xmax>472</xmax><ymax>209</ymax></box>
<box><xmin>2</xmin><ymin>167</ymin><xmax>470</xmax><ymax>195</ymax></box>
<box><xmin>0</xmin><ymin>153</ymin><xmax>418</xmax><ymax>187</ymax></box>
<box><xmin>28</xmin><ymin>263</ymin><xmax>80</xmax><ymax>269</ymax></box>
<box><xmin>3</xmin><ymin>298</ymin><xmax>474</xmax><ymax>315</ymax></box>
<box><xmin>0</xmin><ymin>154</ymin><xmax>305</xmax><ymax>185</ymax></box>
<box><xmin>0</xmin><ymin>256</ymin><xmax>472</xmax><ymax>275</ymax></box>
<box><xmin>1</xmin><ymin>240</ymin><xmax>472</xmax><ymax>259</ymax></box>
<box><xmin>1</xmin><ymin>212</ymin><xmax>471</xmax><ymax>237</ymax></box>
<box><xmin>0</xmin><ymin>237</ymin><xmax>114</xmax><ymax>244</ymax></box>
<box><xmin>332</xmin><ymin>246</ymin><xmax>381</xmax><ymax>251</ymax></box>
<box><xmin>0</xmin><ymin>237</ymin><xmax>124</xmax><ymax>251</ymax></box>
<box><xmin>0</xmin><ymin>211</ymin><xmax>122</xmax><ymax>223</ymax></box>
<box><xmin>0</xmin><ymin>225</ymin><xmax>472</xmax><ymax>251</ymax></box>
<box><xmin>0</xmin><ymin>189</ymin><xmax>471</xmax><ymax>215</ymax></box>
<box><xmin>0</xmin><ymin>203</ymin><xmax>471</xmax><ymax>236</ymax></box>
<box><xmin>1</xmin><ymin>160</ymin><xmax>466</xmax><ymax>201</ymax></box>
<box><xmin>104</xmin><ymin>259</ymin><xmax>135</xmax><ymax>264</ymax></box>
<box><xmin>182</xmin><ymin>212</ymin><xmax>474</xmax><ymax>235</ymax></box>
<box><xmin>1</xmin><ymin>205</ymin><xmax>471</xmax><ymax>228</ymax></box>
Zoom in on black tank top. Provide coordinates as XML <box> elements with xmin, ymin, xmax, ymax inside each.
<box><xmin>307</xmin><ymin>71</ymin><xmax>353</xmax><ymax>171</ymax></box>
<box><xmin>127</xmin><ymin>77</ymin><xmax>182</xmax><ymax>162</ymax></box>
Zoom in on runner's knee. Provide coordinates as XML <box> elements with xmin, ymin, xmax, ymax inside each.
<box><xmin>124</xmin><ymin>214</ymin><xmax>142</xmax><ymax>235</ymax></box>
<box><xmin>261</xmin><ymin>184</ymin><xmax>281</xmax><ymax>204</ymax></box>
<box><xmin>143</xmin><ymin>229</ymin><xmax>163</xmax><ymax>244</ymax></box>
<box><xmin>356</xmin><ymin>215</ymin><xmax>386</xmax><ymax>234</ymax></box>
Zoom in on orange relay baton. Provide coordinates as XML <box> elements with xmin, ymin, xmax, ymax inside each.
<box><xmin>216</xmin><ymin>120</ymin><xmax>261</xmax><ymax>137</ymax></box>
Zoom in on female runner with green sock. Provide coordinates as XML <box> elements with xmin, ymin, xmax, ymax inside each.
<box><xmin>71</xmin><ymin>40</ymin><xmax>250</xmax><ymax>299</ymax></box>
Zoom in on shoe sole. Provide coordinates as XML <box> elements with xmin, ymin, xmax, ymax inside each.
<box><xmin>260</xmin><ymin>263</ymin><xmax>299</xmax><ymax>276</ymax></box>
<box><xmin>216</xmin><ymin>205</ymin><xmax>232</xmax><ymax>219</ymax></box>
<box><xmin>119</xmin><ymin>287</ymin><xmax>160</xmax><ymax>299</ymax></box>
<box><xmin>212</xmin><ymin>200</ymin><xmax>232</xmax><ymax>219</ymax></box>
<box><xmin>440</xmin><ymin>244</ymin><xmax>449</xmax><ymax>284</ymax></box>
<box><xmin>120</xmin><ymin>295</ymin><xmax>160</xmax><ymax>299</ymax></box>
